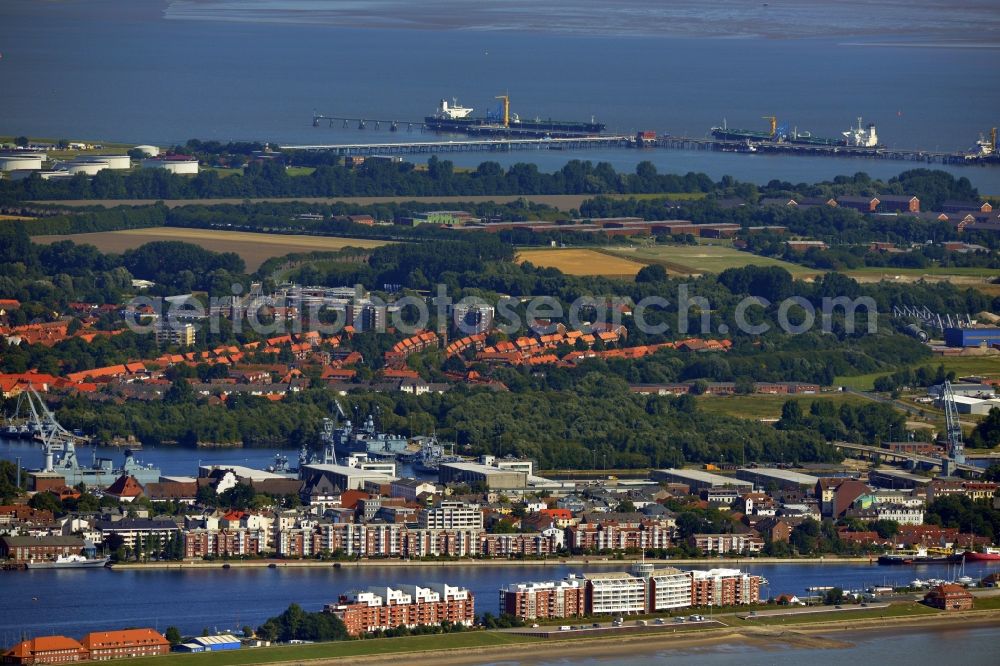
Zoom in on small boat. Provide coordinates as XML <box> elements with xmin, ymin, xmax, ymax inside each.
<box><xmin>910</xmin><ymin>579</ymin><xmax>927</xmax><ymax>588</ymax></box>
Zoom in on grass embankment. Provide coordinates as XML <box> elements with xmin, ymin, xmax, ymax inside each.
<box><xmin>727</xmin><ymin>601</ymin><xmax>938</xmax><ymax>627</ymax></box>
<box><xmin>105</xmin><ymin>632</ymin><xmax>537</xmax><ymax>666</ymax></box>
<box><xmin>694</xmin><ymin>393</ymin><xmax>873</xmax><ymax>420</ymax></box>
<box><xmin>31</xmin><ymin>228</ymin><xmax>391</xmax><ymax>272</ymax></box>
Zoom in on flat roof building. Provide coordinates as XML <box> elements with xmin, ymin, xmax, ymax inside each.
<box><xmin>868</xmin><ymin>468</ymin><xmax>932</xmax><ymax>490</ymax></box>
<box><xmin>439</xmin><ymin>462</ymin><xmax>527</xmax><ymax>490</ymax></box>
<box><xmin>301</xmin><ymin>463</ymin><xmax>397</xmax><ymax>491</ymax></box>
<box><xmin>651</xmin><ymin>468</ymin><xmax>753</xmax><ymax>492</ymax></box>
<box><xmin>736</xmin><ymin>467</ymin><xmax>820</xmax><ymax>491</ymax></box>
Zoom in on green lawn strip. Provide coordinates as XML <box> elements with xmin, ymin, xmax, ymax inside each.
<box><xmin>970</xmin><ymin>595</ymin><xmax>1000</xmax><ymax>610</ymax></box>
<box><xmin>845</xmin><ymin>266</ymin><xmax>999</xmax><ymax>279</ymax></box>
<box><xmin>694</xmin><ymin>393</ymin><xmax>872</xmax><ymax>421</ymax></box>
<box><xmin>103</xmin><ymin>632</ymin><xmax>538</xmax><ymax>666</ymax></box>
<box><xmin>601</xmin><ymin>245</ymin><xmax>815</xmax><ymax>278</ymax></box>
<box><xmin>723</xmin><ymin>602</ymin><xmax>939</xmax><ymax>627</ymax></box>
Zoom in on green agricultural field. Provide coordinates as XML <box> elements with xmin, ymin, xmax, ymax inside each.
<box><xmin>106</xmin><ymin>632</ymin><xmax>538</xmax><ymax>666</ymax></box>
<box><xmin>695</xmin><ymin>393</ymin><xmax>873</xmax><ymax>421</ymax></box>
<box><xmin>602</xmin><ymin>244</ymin><xmax>817</xmax><ymax>278</ymax></box>
<box><xmin>836</xmin><ymin>356</ymin><xmax>1000</xmax><ymax>391</ymax></box>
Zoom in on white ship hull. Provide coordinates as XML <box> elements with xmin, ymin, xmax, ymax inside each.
<box><xmin>25</xmin><ymin>556</ymin><xmax>110</xmax><ymax>569</ymax></box>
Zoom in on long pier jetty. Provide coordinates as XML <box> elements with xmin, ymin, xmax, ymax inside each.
<box><xmin>281</xmin><ymin>135</ymin><xmax>636</xmax><ymax>156</ymax></box>
<box><xmin>284</xmin><ymin>134</ymin><xmax>997</xmax><ymax>166</ymax></box>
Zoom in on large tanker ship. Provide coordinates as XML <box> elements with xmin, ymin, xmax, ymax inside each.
<box><xmin>424</xmin><ymin>96</ymin><xmax>605</xmax><ymax>137</ymax></box>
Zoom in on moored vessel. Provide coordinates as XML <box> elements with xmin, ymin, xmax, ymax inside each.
<box><xmin>25</xmin><ymin>555</ymin><xmax>110</xmax><ymax>570</ymax></box>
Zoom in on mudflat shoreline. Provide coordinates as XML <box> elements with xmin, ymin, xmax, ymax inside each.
<box><xmin>108</xmin><ymin>555</ymin><xmax>874</xmax><ymax>571</ymax></box>
<box><xmin>230</xmin><ymin>609</ymin><xmax>1000</xmax><ymax>666</ymax></box>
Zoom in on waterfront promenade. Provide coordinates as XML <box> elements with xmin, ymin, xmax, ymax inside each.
<box><xmin>107</xmin><ymin>555</ymin><xmax>874</xmax><ymax>570</ymax></box>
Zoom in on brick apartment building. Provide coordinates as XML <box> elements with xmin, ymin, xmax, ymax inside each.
<box><xmin>499</xmin><ymin>579</ymin><xmax>587</xmax><ymax>620</ymax></box>
<box><xmin>2</xmin><ymin>630</ymin><xmax>169</xmax><ymax>664</ymax></box>
<box><xmin>325</xmin><ymin>583</ymin><xmax>474</xmax><ymax>636</ymax></box>
<box><xmin>80</xmin><ymin>629</ymin><xmax>170</xmax><ymax>660</ymax></box>
<box><xmin>1</xmin><ymin>636</ymin><xmax>88</xmax><ymax>664</ymax></box>
<box><xmin>502</xmin><ymin>565</ymin><xmax>761</xmax><ymax>620</ymax></box>
<box><xmin>183</xmin><ymin>528</ymin><xmax>267</xmax><ymax>558</ymax></box>
<box><xmin>0</xmin><ymin>536</ymin><xmax>84</xmax><ymax>563</ymax></box>
<box><xmin>691</xmin><ymin>569</ymin><xmax>761</xmax><ymax>607</ymax></box>
<box><xmin>689</xmin><ymin>533</ymin><xmax>764</xmax><ymax>555</ymax></box>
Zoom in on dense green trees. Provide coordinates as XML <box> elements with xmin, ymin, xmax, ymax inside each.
<box><xmin>0</xmin><ymin>158</ymin><xmax>719</xmax><ymax>202</ymax></box>
<box><xmin>969</xmin><ymin>407</ymin><xmax>1000</xmax><ymax>449</ymax></box>
<box><xmin>925</xmin><ymin>495</ymin><xmax>1000</xmax><ymax>538</ymax></box>
<box><xmin>256</xmin><ymin>604</ymin><xmax>348</xmax><ymax>643</ymax></box>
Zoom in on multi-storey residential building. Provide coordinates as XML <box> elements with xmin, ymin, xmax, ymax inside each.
<box><xmin>93</xmin><ymin>518</ymin><xmax>180</xmax><ymax>550</ymax></box>
<box><xmin>583</xmin><ymin>572</ymin><xmax>647</xmax><ymax>615</ymax></box>
<box><xmin>927</xmin><ymin>481</ymin><xmax>998</xmax><ymax>503</ymax></box>
<box><xmin>690</xmin><ymin>569</ymin><xmax>761</xmax><ymax>607</ymax></box>
<box><xmin>501</xmin><ymin>565</ymin><xmax>761</xmax><ymax>620</ymax></box>
<box><xmin>183</xmin><ymin>529</ymin><xmax>268</xmax><ymax>558</ymax></box>
<box><xmin>325</xmin><ymin>583</ymin><xmax>474</xmax><ymax>636</ymax></box>
<box><xmin>418</xmin><ymin>501</ymin><xmax>484</xmax><ymax>530</ymax></box>
<box><xmin>499</xmin><ymin>579</ymin><xmax>586</xmax><ymax>620</ymax></box>
<box><xmin>155</xmin><ymin>322</ymin><xmax>196</xmax><ymax>347</ymax></box>
<box><xmin>568</xmin><ymin>518</ymin><xmax>672</xmax><ymax>552</ymax></box>
<box><xmin>647</xmin><ymin>566</ymin><xmax>695</xmax><ymax>611</ymax></box>
<box><xmin>689</xmin><ymin>533</ymin><xmax>764</xmax><ymax>555</ymax></box>
<box><xmin>873</xmin><ymin>504</ymin><xmax>924</xmax><ymax>526</ymax></box>
<box><xmin>80</xmin><ymin>629</ymin><xmax>170</xmax><ymax>660</ymax></box>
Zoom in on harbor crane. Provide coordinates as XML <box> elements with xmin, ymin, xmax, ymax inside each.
<box><xmin>21</xmin><ymin>386</ymin><xmax>87</xmax><ymax>472</ymax></box>
<box><xmin>495</xmin><ymin>94</ymin><xmax>510</xmax><ymax>128</ymax></box>
<box><xmin>762</xmin><ymin>115</ymin><xmax>777</xmax><ymax>138</ymax></box>
<box><xmin>942</xmin><ymin>380</ymin><xmax>966</xmax><ymax>476</ymax></box>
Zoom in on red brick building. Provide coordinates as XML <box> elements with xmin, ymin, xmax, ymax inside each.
<box><xmin>691</xmin><ymin>569</ymin><xmax>761</xmax><ymax>606</ymax></box>
<box><xmin>80</xmin><ymin>629</ymin><xmax>170</xmax><ymax>660</ymax></box>
<box><xmin>1</xmin><ymin>636</ymin><xmax>88</xmax><ymax>664</ymax></box>
<box><xmin>325</xmin><ymin>583</ymin><xmax>474</xmax><ymax>636</ymax></box>
<box><xmin>923</xmin><ymin>584</ymin><xmax>973</xmax><ymax>611</ymax></box>
<box><xmin>183</xmin><ymin>529</ymin><xmax>267</xmax><ymax>558</ymax></box>
<box><xmin>0</xmin><ymin>536</ymin><xmax>84</xmax><ymax>564</ymax></box>
<box><xmin>499</xmin><ymin>579</ymin><xmax>586</xmax><ymax>620</ymax></box>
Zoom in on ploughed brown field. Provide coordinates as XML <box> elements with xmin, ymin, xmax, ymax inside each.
<box><xmin>32</xmin><ymin>227</ymin><xmax>390</xmax><ymax>271</ymax></box>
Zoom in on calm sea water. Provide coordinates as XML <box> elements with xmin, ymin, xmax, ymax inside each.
<box><xmin>2</xmin><ymin>560</ymin><xmax>998</xmax><ymax>640</ymax></box>
<box><xmin>2</xmin><ymin>1</ymin><xmax>1000</xmax><ymax>190</ymax></box>
<box><xmin>0</xmin><ymin>438</ymin><xmax>419</xmax><ymax>480</ymax></box>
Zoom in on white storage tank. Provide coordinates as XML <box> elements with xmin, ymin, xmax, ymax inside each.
<box><xmin>134</xmin><ymin>144</ymin><xmax>160</xmax><ymax>157</ymax></box>
<box><xmin>0</xmin><ymin>154</ymin><xmax>43</xmax><ymax>172</ymax></box>
<box><xmin>141</xmin><ymin>156</ymin><xmax>199</xmax><ymax>174</ymax></box>
<box><xmin>75</xmin><ymin>154</ymin><xmax>131</xmax><ymax>169</ymax></box>
<box><xmin>62</xmin><ymin>160</ymin><xmax>110</xmax><ymax>175</ymax></box>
